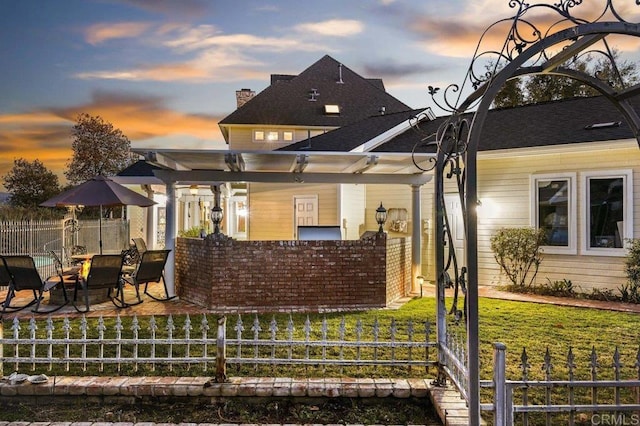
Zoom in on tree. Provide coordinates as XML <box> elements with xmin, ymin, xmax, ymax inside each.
<box><xmin>491</xmin><ymin>49</ymin><xmax>639</xmax><ymax>107</ymax></box>
<box><xmin>2</xmin><ymin>158</ymin><xmax>61</xmax><ymax>208</ymax></box>
<box><xmin>65</xmin><ymin>113</ymin><xmax>137</xmax><ymax>185</ymax></box>
<box><xmin>492</xmin><ymin>78</ymin><xmax>525</xmax><ymax>109</ymax></box>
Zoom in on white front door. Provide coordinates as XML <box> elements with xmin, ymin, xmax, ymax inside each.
<box><xmin>444</xmin><ymin>194</ymin><xmax>465</xmax><ymax>269</ymax></box>
<box><xmin>294</xmin><ymin>195</ymin><xmax>318</xmax><ymax>238</ymax></box>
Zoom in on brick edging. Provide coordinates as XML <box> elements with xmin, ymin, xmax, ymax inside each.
<box><xmin>0</xmin><ymin>376</ymin><xmax>432</xmax><ymax>399</ymax></box>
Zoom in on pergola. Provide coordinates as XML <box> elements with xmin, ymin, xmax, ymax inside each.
<box><xmin>130</xmin><ymin>148</ymin><xmax>435</xmax><ymax>298</ymax></box>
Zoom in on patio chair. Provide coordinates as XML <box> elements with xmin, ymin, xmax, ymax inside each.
<box><xmin>120</xmin><ymin>246</ymin><xmax>140</xmax><ymax>267</ymax></box>
<box><xmin>72</xmin><ymin>254</ymin><xmax>132</xmax><ymax>313</ymax></box>
<box><xmin>0</xmin><ymin>255</ymin><xmax>69</xmax><ymax>317</ymax></box>
<box><xmin>132</xmin><ymin>238</ymin><xmax>147</xmax><ymax>256</ymax></box>
<box><xmin>123</xmin><ymin>249</ymin><xmax>175</xmax><ymax>301</ymax></box>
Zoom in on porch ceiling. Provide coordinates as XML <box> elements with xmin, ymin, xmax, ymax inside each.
<box><xmin>131</xmin><ymin>149</ymin><xmax>434</xmax><ymax>185</ymax></box>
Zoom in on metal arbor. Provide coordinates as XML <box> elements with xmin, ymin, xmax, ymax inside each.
<box><xmin>412</xmin><ymin>1</ymin><xmax>640</xmax><ymax>424</ymax></box>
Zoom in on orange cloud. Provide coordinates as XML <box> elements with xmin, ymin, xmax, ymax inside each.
<box><xmin>0</xmin><ymin>91</ymin><xmax>226</xmax><ymax>189</ymax></box>
<box><xmin>85</xmin><ymin>21</ymin><xmax>153</xmax><ymax>45</ymax></box>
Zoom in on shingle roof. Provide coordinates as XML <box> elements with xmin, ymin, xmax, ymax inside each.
<box><xmin>218</xmin><ymin>55</ymin><xmax>411</xmax><ymax>131</ymax></box>
<box><xmin>284</xmin><ymin>95</ymin><xmax>640</xmax><ymax>154</ymax></box>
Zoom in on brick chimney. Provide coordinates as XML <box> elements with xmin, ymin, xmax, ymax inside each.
<box><xmin>235</xmin><ymin>88</ymin><xmax>255</xmax><ymax>109</ymax></box>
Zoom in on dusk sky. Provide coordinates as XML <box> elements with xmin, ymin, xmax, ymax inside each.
<box><xmin>2</xmin><ymin>0</ymin><xmax>639</xmax><ymax>190</ymax></box>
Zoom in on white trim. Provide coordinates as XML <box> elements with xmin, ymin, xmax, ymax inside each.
<box><xmin>350</xmin><ymin>107</ymin><xmax>435</xmax><ymax>153</ymax></box>
<box><xmin>530</xmin><ymin>172</ymin><xmax>577</xmax><ymax>255</ymax></box>
<box><xmin>580</xmin><ymin>169</ymin><xmax>633</xmax><ymax>257</ymax></box>
<box><xmin>480</xmin><ymin>138</ymin><xmax>637</xmax><ymax>159</ymax></box>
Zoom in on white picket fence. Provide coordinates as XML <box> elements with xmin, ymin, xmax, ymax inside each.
<box><xmin>0</xmin><ymin>314</ymin><xmax>438</xmax><ymax>380</ymax></box>
<box><xmin>0</xmin><ymin>218</ymin><xmax>130</xmax><ymax>280</ymax></box>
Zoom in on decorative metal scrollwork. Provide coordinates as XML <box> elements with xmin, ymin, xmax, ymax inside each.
<box><xmin>410</xmin><ymin>0</ymin><xmax>638</xmax><ymax>325</ymax></box>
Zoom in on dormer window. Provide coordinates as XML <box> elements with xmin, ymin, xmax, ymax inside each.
<box><xmin>324</xmin><ymin>104</ymin><xmax>340</xmax><ymax>115</ymax></box>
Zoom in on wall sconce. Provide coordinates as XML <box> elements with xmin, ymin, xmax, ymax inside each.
<box><xmin>375</xmin><ymin>202</ymin><xmax>387</xmax><ymax>233</ymax></box>
<box><xmin>189</xmin><ymin>185</ymin><xmax>198</xmax><ymax>196</ymax></box>
<box><xmin>211</xmin><ymin>205</ymin><xmax>223</xmax><ymax>234</ymax></box>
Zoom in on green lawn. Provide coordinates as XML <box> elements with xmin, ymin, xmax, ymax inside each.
<box><xmin>3</xmin><ymin>296</ymin><xmax>639</xmax><ymax>381</ymax></box>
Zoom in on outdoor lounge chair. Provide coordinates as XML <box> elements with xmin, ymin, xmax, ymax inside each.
<box><xmin>0</xmin><ymin>255</ymin><xmax>70</xmax><ymax>317</ymax></box>
<box><xmin>123</xmin><ymin>249</ymin><xmax>174</xmax><ymax>301</ymax></box>
<box><xmin>72</xmin><ymin>254</ymin><xmax>133</xmax><ymax>312</ymax></box>
<box><xmin>132</xmin><ymin>238</ymin><xmax>147</xmax><ymax>257</ymax></box>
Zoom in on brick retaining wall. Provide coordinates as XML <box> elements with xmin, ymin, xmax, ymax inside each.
<box><xmin>175</xmin><ymin>234</ymin><xmax>411</xmax><ymax>312</ymax></box>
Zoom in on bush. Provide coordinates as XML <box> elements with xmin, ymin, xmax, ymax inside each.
<box><xmin>490</xmin><ymin>227</ymin><xmax>545</xmax><ymax>288</ymax></box>
<box><xmin>178</xmin><ymin>226</ymin><xmax>206</xmax><ymax>238</ymax></box>
<box><xmin>622</xmin><ymin>239</ymin><xmax>640</xmax><ymax>303</ymax></box>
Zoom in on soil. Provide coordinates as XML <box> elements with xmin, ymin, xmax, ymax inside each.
<box><xmin>2</xmin><ymin>397</ymin><xmax>443</xmax><ymax>424</ymax></box>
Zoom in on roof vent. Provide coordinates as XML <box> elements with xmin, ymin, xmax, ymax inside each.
<box><xmin>337</xmin><ymin>63</ymin><xmax>344</xmax><ymax>84</ymax></box>
<box><xmin>379</xmin><ymin>106</ymin><xmax>385</xmax><ymax>115</ymax></box>
<box><xmin>585</xmin><ymin>121</ymin><xmax>622</xmax><ymax>130</ymax></box>
<box><xmin>309</xmin><ymin>88</ymin><xmax>319</xmax><ymax>101</ymax></box>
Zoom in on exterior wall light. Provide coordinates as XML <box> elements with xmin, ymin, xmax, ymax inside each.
<box><xmin>189</xmin><ymin>185</ymin><xmax>198</xmax><ymax>196</ymax></box>
<box><xmin>211</xmin><ymin>205</ymin><xmax>223</xmax><ymax>234</ymax></box>
<box><xmin>375</xmin><ymin>202</ymin><xmax>387</xmax><ymax>233</ymax></box>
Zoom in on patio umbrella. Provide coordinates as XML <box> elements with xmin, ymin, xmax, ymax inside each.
<box><xmin>41</xmin><ymin>175</ymin><xmax>156</xmax><ymax>254</ymax></box>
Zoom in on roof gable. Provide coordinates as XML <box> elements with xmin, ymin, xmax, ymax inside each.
<box><xmin>219</xmin><ymin>55</ymin><xmax>411</xmax><ymax>131</ymax></box>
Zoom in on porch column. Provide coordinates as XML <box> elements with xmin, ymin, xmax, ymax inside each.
<box><xmin>144</xmin><ymin>186</ymin><xmax>155</xmax><ymax>249</ymax></box>
<box><xmin>164</xmin><ymin>181</ymin><xmax>177</xmax><ymax>297</ymax></box>
<box><xmin>411</xmin><ymin>184</ymin><xmax>422</xmax><ymax>294</ymax></box>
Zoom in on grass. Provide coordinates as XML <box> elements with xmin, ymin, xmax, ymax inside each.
<box><xmin>3</xmin><ymin>296</ymin><xmax>639</xmax><ymax>381</ymax></box>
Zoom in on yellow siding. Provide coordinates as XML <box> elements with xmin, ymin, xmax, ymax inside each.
<box><xmin>475</xmin><ymin>145</ymin><xmax>640</xmax><ymax>292</ymax></box>
<box><xmin>361</xmin><ymin>144</ymin><xmax>640</xmax><ymax>292</ymax></box>
<box><xmin>339</xmin><ymin>184</ymin><xmax>366</xmax><ymax>239</ymax></box>
<box><xmin>248</xmin><ymin>182</ymin><xmax>339</xmax><ymax>240</ymax></box>
<box><xmin>228</xmin><ymin>126</ymin><xmax>336</xmax><ymax>151</ymax></box>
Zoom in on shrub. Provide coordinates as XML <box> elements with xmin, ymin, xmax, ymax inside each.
<box><xmin>178</xmin><ymin>226</ymin><xmax>205</xmax><ymax>238</ymax></box>
<box><xmin>490</xmin><ymin>227</ymin><xmax>545</xmax><ymax>288</ymax></box>
<box><xmin>622</xmin><ymin>239</ymin><xmax>640</xmax><ymax>303</ymax></box>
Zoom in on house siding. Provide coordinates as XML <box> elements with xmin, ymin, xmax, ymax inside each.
<box><xmin>476</xmin><ymin>144</ymin><xmax>639</xmax><ymax>292</ymax></box>
<box><xmin>248</xmin><ymin>182</ymin><xmax>339</xmax><ymax>240</ymax></box>
<box><xmin>339</xmin><ymin>184</ymin><xmax>366</xmax><ymax>239</ymax></box>
<box><xmin>358</xmin><ymin>142</ymin><xmax>640</xmax><ymax>292</ymax></box>
<box><xmin>228</xmin><ymin>126</ymin><xmax>334</xmax><ymax>151</ymax></box>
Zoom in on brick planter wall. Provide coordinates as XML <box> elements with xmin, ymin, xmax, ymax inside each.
<box><xmin>175</xmin><ymin>234</ymin><xmax>411</xmax><ymax>313</ymax></box>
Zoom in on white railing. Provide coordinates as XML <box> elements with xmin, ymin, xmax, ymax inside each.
<box><xmin>0</xmin><ymin>314</ymin><xmax>438</xmax><ymax>380</ymax></box>
<box><xmin>0</xmin><ymin>218</ymin><xmax>130</xmax><ymax>281</ymax></box>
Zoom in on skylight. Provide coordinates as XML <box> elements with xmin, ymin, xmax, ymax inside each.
<box><xmin>324</xmin><ymin>104</ymin><xmax>340</xmax><ymax>114</ymax></box>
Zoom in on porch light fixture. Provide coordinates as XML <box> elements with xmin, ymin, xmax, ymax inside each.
<box><xmin>189</xmin><ymin>185</ymin><xmax>198</xmax><ymax>196</ymax></box>
<box><xmin>375</xmin><ymin>202</ymin><xmax>387</xmax><ymax>233</ymax></box>
<box><xmin>211</xmin><ymin>205</ymin><xmax>223</xmax><ymax>234</ymax></box>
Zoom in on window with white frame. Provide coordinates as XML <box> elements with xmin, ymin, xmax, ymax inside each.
<box><xmin>581</xmin><ymin>170</ymin><xmax>633</xmax><ymax>256</ymax></box>
<box><xmin>531</xmin><ymin>173</ymin><xmax>577</xmax><ymax>254</ymax></box>
<box><xmin>254</xmin><ymin>130</ymin><xmax>264</xmax><ymax>141</ymax></box>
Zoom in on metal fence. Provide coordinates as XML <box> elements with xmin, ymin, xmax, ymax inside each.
<box><xmin>484</xmin><ymin>343</ymin><xmax>640</xmax><ymax>425</ymax></box>
<box><xmin>0</xmin><ymin>314</ymin><xmax>438</xmax><ymax>380</ymax></box>
<box><xmin>0</xmin><ymin>218</ymin><xmax>130</xmax><ymax>281</ymax></box>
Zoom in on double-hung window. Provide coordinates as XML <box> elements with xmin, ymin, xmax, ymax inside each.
<box><xmin>531</xmin><ymin>173</ymin><xmax>577</xmax><ymax>254</ymax></box>
<box><xmin>581</xmin><ymin>170</ymin><xmax>633</xmax><ymax>256</ymax></box>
